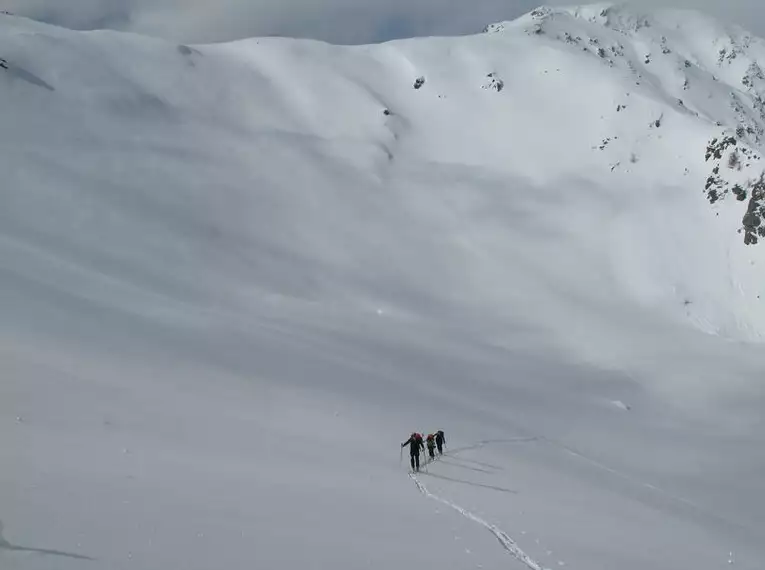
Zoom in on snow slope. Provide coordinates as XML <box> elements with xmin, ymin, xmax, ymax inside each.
<box><xmin>2</xmin><ymin>4</ymin><xmax>765</xmax><ymax>569</ymax></box>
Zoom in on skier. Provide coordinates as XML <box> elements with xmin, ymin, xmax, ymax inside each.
<box><xmin>402</xmin><ymin>432</ymin><xmax>425</xmax><ymax>472</ymax></box>
<box><xmin>426</xmin><ymin>433</ymin><xmax>436</xmax><ymax>460</ymax></box>
<box><xmin>435</xmin><ymin>430</ymin><xmax>446</xmax><ymax>455</ymax></box>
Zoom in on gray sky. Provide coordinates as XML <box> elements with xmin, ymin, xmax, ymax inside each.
<box><xmin>1</xmin><ymin>0</ymin><xmax>762</xmax><ymax>44</ymax></box>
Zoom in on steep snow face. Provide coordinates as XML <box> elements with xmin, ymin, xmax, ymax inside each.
<box><xmin>468</xmin><ymin>3</ymin><xmax>765</xmax><ymax>344</ymax></box>
<box><xmin>2</xmin><ymin>6</ymin><xmax>765</xmax><ymax>350</ymax></box>
<box><xmin>2</xmin><ymin>6</ymin><xmax>765</xmax><ymax>570</ymax></box>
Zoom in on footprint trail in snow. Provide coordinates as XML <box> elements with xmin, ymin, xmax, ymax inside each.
<box><xmin>409</xmin><ymin>472</ymin><xmax>552</xmax><ymax>570</ymax></box>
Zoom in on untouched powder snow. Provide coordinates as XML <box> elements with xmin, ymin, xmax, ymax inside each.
<box><xmin>2</xmin><ymin>4</ymin><xmax>765</xmax><ymax>569</ymax></box>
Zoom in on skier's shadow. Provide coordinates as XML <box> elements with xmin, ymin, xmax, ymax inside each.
<box><xmin>437</xmin><ymin>458</ymin><xmax>495</xmax><ymax>474</ymax></box>
<box><xmin>446</xmin><ymin>437</ymin><xmax>539</xmax><ymax>457</ymax></box>
<box><xmin>443</xmin><ymin>437</ymin><xmax>540</xmax><ymax>471</ymax></box>
<box><xmin>420</xmin><ymin>471</ymin><xmax>517</xmax><ymax>494</ymax></box>
<box><xmin>0</xmin><ymin>520</ymin><xmax>95</xmax><ymax>561</ymax></box>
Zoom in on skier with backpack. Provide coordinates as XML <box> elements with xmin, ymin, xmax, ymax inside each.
<box><xmin>401</xmin><ymin>432</ymin><xmax>425</xmax><ymax>472</ymax></box>
<box><xmin>426</xmin><ymin>433</ymin><xmax>437</xmax><ymax>460</ymax></box>
<box><xmin>435</xmin><ymin>430</ymin><xmax>446</xmax><ymax>455</ymax></box>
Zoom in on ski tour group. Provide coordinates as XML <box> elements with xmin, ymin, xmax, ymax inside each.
<box><xmin>401</xmin><ymin>430</ymin><xmax>446</xmax><ymax>472</ymax></box>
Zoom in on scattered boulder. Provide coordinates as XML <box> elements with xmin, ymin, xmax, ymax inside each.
<box><xmin>482</xmin><ymin>23</ymin><xmax>506</xmax><ymax>34</ymax></box>
<box><xmin>482</xmin><ymin>72</ymin><xmax>504</xmax><ymax>92</ymax></box>
<box><xmin>728</xmin><ymin>149</ymin><xmax>742</xmax><ymax>170</ymax></box>
<box><xmin>732</xmin><ymin>184</ymin><xmax>747</xmax><ymax>200</ymax></box>
<box><xmin>563</xmin><ymin>32</ymin><xmax>581</xmax><ymax>44</ymax></box>
<box><xmin>595</xmin><ymin>136</ymin><xmax>616</xmax><ymax>150</ymax></box>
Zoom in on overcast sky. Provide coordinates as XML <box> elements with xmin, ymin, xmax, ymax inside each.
<box><xmin>2</xmin><ymin>0</ymin><xmax>762</xmax><ymax>45</ymax></box>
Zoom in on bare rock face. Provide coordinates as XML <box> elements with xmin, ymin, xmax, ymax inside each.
<box><xmin>743</xmin><ymin>176</ymin><xmax>765</xmax><ymax>244</ymax></box>
<box><xmin>482</xmin><ymin>73</ymin><xmax>504</xmax><ymax>92</ymax></box>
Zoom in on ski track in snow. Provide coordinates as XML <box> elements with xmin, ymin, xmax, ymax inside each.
<box><xmin>409</xmin><ymin>472</ymin><xmax>551</xmax><ymax>570</ymax></box>
<box><xmin>548</xmin><ymin>438</ymin><xmax>756</xmax><ymax>538</ymax></box>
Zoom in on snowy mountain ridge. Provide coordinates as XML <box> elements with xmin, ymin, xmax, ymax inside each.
<box><xmin>3</xmin><ymin>5</ymin><xmax>765</xmax><ymax>570</ymax></box>
<box><xmin>483</xmin><ymin>3</ymin><xmax>765</xmax><ymax>243</ymax></box>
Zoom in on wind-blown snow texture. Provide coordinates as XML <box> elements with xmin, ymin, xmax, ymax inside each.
<box><xmin>2</xmin><ymin>4</ymin><xmax>765</xmax><ymax>570</ymax></box>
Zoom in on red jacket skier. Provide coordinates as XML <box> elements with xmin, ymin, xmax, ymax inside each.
<box><xmin>402</xmin><ymin>432</ymin><xmax>425</xmax><ymax>472</ymax></box>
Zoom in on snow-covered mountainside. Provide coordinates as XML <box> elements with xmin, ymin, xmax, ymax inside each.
<box><xmin>2</xmin><ymin>4</ymin><xmax>765</xmax><ymax>570</ymax></box>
